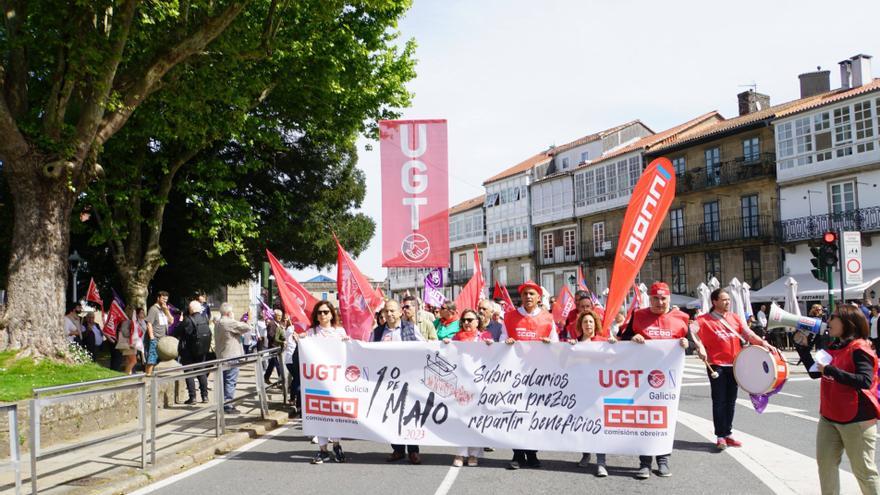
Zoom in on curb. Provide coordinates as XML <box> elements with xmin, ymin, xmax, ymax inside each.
<box><xmin>75</xmin><ymin>410</ymin><xmax>291</xmax><ymax>495</ymax></box>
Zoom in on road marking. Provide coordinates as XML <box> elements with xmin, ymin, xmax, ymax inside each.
<box><xmin>682</xmin><ymin>376</ymin><xmax>813</xmax><ymax>387</ymax></box>
<box><xmin>736</xmin><ymin>398</ymin><xmax>819</xmax><ymax>423</ymax></box>
<box><xmin>677</xmin><ymin>410</ymin><xmax>859</xmax><ymax>494</ymax></box>
<box><xmin>433</xmin><ymin>466</ymin><xmax>461</xmax><ymax>495</ymax></box>
<box><xmin>128</xmin><ymin>422</ymin><xmax>294</xmax><ymax>495</ymax></box>
<box><xmin>777</xmin><ymin>392</ymin><xmax>803</xmax><ymax>398</ymax></box>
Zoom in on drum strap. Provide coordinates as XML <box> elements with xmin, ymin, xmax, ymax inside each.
<box><xmin>709</xmin><ymin>311</ymin><xmax>748</xmax><ymax>345</ymax></box>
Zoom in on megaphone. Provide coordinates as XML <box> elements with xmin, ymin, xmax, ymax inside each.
<box><xmin>768</xmin><ymin>303</ymin><xmax>826</xmax><ymax>334</ymax></box>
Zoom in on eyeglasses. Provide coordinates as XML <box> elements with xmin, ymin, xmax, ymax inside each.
<box><xmin>462</xmin><ymin>317</ymin><xmax>477</xmax><ymax>323</ymax></box>
<box><xmin>316</xmin><ymin>310</ymin><xmax>331</xmax><ymax>315</ymax></box>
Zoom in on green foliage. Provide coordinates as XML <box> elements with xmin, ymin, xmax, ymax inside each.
<box><xmin>0</xmin><ymin>350</ymin><xmax>121</xmax><ymax>402</ymax></box>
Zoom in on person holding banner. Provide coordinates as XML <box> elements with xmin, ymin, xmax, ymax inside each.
<box><xmin>502</xmin><ymin>280</ymin><xmax>558</xmax><ymax>470</ymax></box>
<box><xmin>619</xmin><ymin>282</ymin><xmax>690</xmax><ymax>479</ymax></box>
<box><xmin>434</xmin><ymin>302</ymin><xmax>461</xmax><ymax>340</ymax></box>
<box><xmin>478</xmin><ymin>300</ymin><xmax>504</xmax><ymax>342</ymax></box>
<box><xmin>402</xmin><ymin>295</ymin><xmax>438</xmax><ymax>341</ymax></box>
<box><xmin>569</xmin><ymin>309</ymin><xmax>615</xmax><ymax>477</ymax></box>
<box><xmin>372</xmin><ymin>300</ymin><xmax>425</xmax><ymax>464</ymax></box>
<box><xmin>562</xmin><ymin>291</ymin><xmax>591</xmax><ymax>340</ymax></box>
<box><xmin>693</xmin><ymin>289</ymin><xmax>774</xmax><ymax>451</ymax></box>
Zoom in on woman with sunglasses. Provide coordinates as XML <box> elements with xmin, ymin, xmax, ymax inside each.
<box><xmin>443</xmin><ymin>309</ymin><xmax>492</xmax><ymax>467</ymax></box>
<box><xmin>301</xmin><ymin>301</ymin><xmax>350</xmax><ymax>465</ymax></box>
<box><xmin>795</xmin><ymin>305</ymin><xmax>880</xmax><ymax>494</ymax></box>
<box><xmin>568</xmin><ymin>310</ymin><xmax>615</xmax><ymax>477</ymax></box>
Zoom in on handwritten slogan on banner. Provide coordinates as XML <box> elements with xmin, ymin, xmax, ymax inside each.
<box><xmin>299</xmin><ymin>340</ymin><xmax>684</xmax><ymax>456</ymax></box>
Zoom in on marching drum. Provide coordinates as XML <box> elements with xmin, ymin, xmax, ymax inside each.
<box><xmin>733</xmin><ymin>346</ymin><xmax>789</xmax><ymax>395</ymax></box>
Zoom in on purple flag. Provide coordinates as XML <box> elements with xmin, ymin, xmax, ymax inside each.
<box><xmin>112</xmin><ymin>288</ymin><xmax>126</xmax><ymax>310</ymax></box>
<box><xmin>166</xmin><ymin>303</ymin><xmax>182</xmax><ymax>336</ymax></box>
<box><xmin>257</xmin><ymin>297</ymin><xmax>274</xmax><ymax>321</ymax></box>
<box><xmin>749</xmin><ymin>383</ymin><xmax>784</xmax><ymax>413</ymax></box>
<box><xmin>423</xmin><ymin>268</ymin><xmax>446</xmax><ymax>308</ymax></box>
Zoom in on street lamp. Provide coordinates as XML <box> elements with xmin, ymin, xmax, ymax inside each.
<box><xmin>68</xmin><ymin>250</ymin><xmax>83</xmax><ymax>303</ymax></box>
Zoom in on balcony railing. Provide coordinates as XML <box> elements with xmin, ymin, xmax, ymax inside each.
<box><xmin>581</xmin><ymin>239</ymin><xmax>617</xmax><ymax>260</ymax></box>
<box><xmin>450</xmin><ymin>269</ymin><xmax>473</xmax><ymax>284</ymax></box>
<box><xmin>779</xmin><ymin>206</ymin><xmax>880</xmax><ymax>242</ymax></box>
<box><xmin>654</xmin><ymin>215</ymin><xmax>777</xmax><ymax>250</ymax></box>
<box><xmin>536</xmin><ymin>245</ymin><xmax>579</xmax><ymax>267</ymax></box>
<box><xmin>676</xmin><ymin>152</ymin><xmax>776</xmax><ymax>194</ymax></box>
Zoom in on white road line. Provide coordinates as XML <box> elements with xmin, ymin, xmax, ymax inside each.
<box><xmin>433</xmin><ymin>466</ymin><xmax>461</xmax><ymax>495</ymax></box>
<box><xmin>128</xmin><ymin>422</ymin><xmax>294</xmax><ymax>495</ymax></box>
<box><xmin>677</xmin><ymin>410</ymin><xmax>858</xmax><ymax>495</ymax></box>
<box><xmin>777</xmin><ymin>392</ymin><xmax>803</xmax><ymax>398</ymax></box>
<box><xmin>682</xmin><ymin>376</ymin><xmax>814</xmax><ymax>388</ymax></box>
<box><xmin>736</xmin><ymin>398</ymin><xmax>819</xmax><ymax>423</ymax></box>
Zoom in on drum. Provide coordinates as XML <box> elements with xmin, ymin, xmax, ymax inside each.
<box><xmin>733</xmin><ymin>346</ymin><xmax>788</xmax><ymax>395</ymax></box>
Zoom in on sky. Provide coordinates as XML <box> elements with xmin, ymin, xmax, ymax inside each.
<box><xmin>293</xmin><ymin>0</ymin><xmax>880</xmax><ymax>282</ymax></box>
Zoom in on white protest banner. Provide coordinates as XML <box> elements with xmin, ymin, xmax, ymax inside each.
<box><xmin>299</xmin><ymin>339</ymin><xmax>684</xmax><ymax>456</ymax></box>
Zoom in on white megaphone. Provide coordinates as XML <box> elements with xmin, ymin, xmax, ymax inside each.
<box><xmin>768</xmin><ymin>303</ymin><xmax>826</xmax><ymax>335</ymax></box>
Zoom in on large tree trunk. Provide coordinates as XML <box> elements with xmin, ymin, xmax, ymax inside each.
<box><xmin>122</xmin><ymin>273</ymin><xmax>150</xmax><ymax>313</ymax></box>
<box><xmin>0</xmin><ymin>156</ymin><xmax>76</xmax><ymax>358</ymax></box>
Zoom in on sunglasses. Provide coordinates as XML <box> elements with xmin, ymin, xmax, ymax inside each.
<box><xmin>462</xmin><ymin>317</ymin><xmax>477</xmax><ymax>323</ymax></box>
<box><xmin>402</xmin><ymin>305</ymin><xmax>412</xmax><ymax>309</ymax></box>
<box><xmin>316</xmin><ymin>310</ymin><xmax>331</xmax><ymax>315</ymax></box>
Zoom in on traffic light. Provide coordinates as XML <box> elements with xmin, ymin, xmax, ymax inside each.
<box><xmin>809</xmin><ymin>245</ymin><xmax>826</xmax><ymax>281</ymax></box>
<box><xmin>821</xmin><ymin>231</ymin><xmax>839</xmax><ymax>267</ymax></box>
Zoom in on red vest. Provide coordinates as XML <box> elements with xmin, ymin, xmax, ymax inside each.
<box><xmin>504</xmin><ymin>308</ymin><xmax>554</xmax><ymax>341</ymax></box>
<box><xmin>631</xmin><ymin>308</ymin><xmax>688</xmax><ymax>340</ymax></box>
<box><xmin>697</xmin><ymin>312</ymin><xmax>746</xmax><ymax>366</ymax></box>
<box><xmin>820</xmin><ymin>339</ymin><xmax>880</xmax><ymax>423</ymax></box>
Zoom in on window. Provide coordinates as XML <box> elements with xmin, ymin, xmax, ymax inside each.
<box><xmin>593</xmin><ymin>222</ymin><xmax>605</xmax><ymax>256</ymax></box>
<box><xmin>628</xmin><ymin>156</ymin><xmax>641</xmax><ymax>188</ymax></box>
<box><xmin>743</xmin><ymin>248</ymin><xmax>762</xmax><ymax>289</ymax></box>
<box><xmin>705</xmin><ymin>251</ymin><xmax>722</xmax><ymax>282</ymax></box>
<box><xmin>497</xmin><ymin>266</ymin><xmax>507</xmax><ymax>286</ymax></box>
<box><xmin>829</xmin><ymin>180</ymin><xmax>857</xmax><ymax>214</ymax></box>
<box><xmin>777</xmin><ymin>121</ymin><xmax>794</xmax><ymax>169</ymax></box>
<box><xmin>669</xmin><ymin>208</ymin><xmax>684</xmax><ymax>247</ymax></box>
<box><xmin>741</xmin><ymin>195</ymin><xmax>759</xmax><ymax>238</ymax></box>
<box><xmin>742</xmin><ymin>137</ymin><xmax>760</xmax><ymax>162</ymax></box>
<box><xmin>704</xmin><ymin>147</ymin><xmax>721</xmax><ymax>185</ymax></box>
<box><xmin>703</xmin><ymin>201</ymin><xmax>720</xmax><ymax>242</ymax></box>
<box><xmin>814</xmin><ymin>112</ymin><xmax>832</xmax><ymax>161</ymax></box>
<box><xmin>854</xmin><ymin>101</ymin><xmax>875</xmax><ymax>153</ymax></box>
<box><xmin>671</xmin><ymin>256</ymin><xmax>686</xmax><ymax>294</ymax></box>
<box><xmin>574</xmin><ymin>173</ymin><xmax>585</xmax><ymax>206</ymax></box>
<box><xmin>793</xmin><ymin>117</ymin><xmax>813</xmax><ymax>167</ymax></box>
<box><xmin>459</xmin><ymin>253</ymin><xmax>468</xmax><ymax>271</ymax></box>
<box><xmin>541</xmin><ymin>233</ymin><xmax>553</xmax><ymax>260</ymax></box>
<box><xmin>561</xmin><ymin>157</ymin><xmax>570</xmax><ymax>169</ymax></box>
<box><xmin>617</xmin><ymin>159</ymin><xmax>629</xmax><ymax>195</ymax></box>
<box><xmin>580</xmin><ymin>151</ymin><xmax>589</xmax><ymax>163</ymax></box>
<box><xmin>672</xmin><ymin>157</ymin><xmax>686</xmax><ymax>176</ymax></box>
<box><xmin>521</xmin><ymin>263</ymin><xmax>531</xmax><ymax>283</ymax></box>
<box><xmin>834</xmin><ymin>106</ymin><xmax>852</xmax><ymax>157</ymax></box>
<box><xmin>563</xmin><ymin>229</ymin><xmax>576</xmax><ymax>257</ymax></box>
<box><xmin>595</xmin><ymin>167</ymin><xmax>606</xmax><ymax>198</ymax></box>
<box><xmin>485</xmin><ymin>193</ymin><xmax>499</xmax><ymax>207</ymax></box>
<box><xmin>606</xmin><ymin>163</ymin><xmax>617</xmax><ymax>200</ymax></box>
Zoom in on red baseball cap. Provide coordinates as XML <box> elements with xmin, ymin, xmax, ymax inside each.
<box><xmin>518</xmin><ymin>280</ymin><xmax>542</xmax><ymax>295</ymax></box>
<box><xmin>648</xmin><ymin>282</ymin><xmax>670</xmax><ymax>297</ymax></box>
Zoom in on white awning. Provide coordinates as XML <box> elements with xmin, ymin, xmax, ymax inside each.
<box><xmin>751</xmin><ymin>269</ymin><xmax>880</xmax><ymax>302</ymax></box>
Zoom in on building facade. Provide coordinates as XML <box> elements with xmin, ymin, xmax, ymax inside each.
<box><xmin>449</xmin><ymin>195</ymin><xmax>488</xmax><ymax>300</ymax></box>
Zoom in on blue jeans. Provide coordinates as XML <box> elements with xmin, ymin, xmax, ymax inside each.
<box><xmin>222</xmin><ymin>366</ymin><xmax>239</xmax><ymax>408</ymax></box>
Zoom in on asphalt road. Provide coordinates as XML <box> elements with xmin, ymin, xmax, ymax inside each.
<box><xmin>133</xmin><ymin>357</ymin><xmax>876</xmax><ymax>495</ymax></box>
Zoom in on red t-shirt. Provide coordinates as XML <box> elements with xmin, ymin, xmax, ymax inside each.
<box><xmin>453</xmin><ymin>330</ymin><xmax>493</xmax><ymax>342</ymax></box>
<box><xmin>697</xmin><ymin>312</ymin><xmax>747</xmax><ymax>366</ymax></box>
<box><xmin>504</xmin><ymin>309</ymin><xmax>555</xmax><ymax>341</ymax></box>
<box><xmin>630</xmin><ymin>308</ymin><xmax>689</xmax><ymax>340</ymax></box>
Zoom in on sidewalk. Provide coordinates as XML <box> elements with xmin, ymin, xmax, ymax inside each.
<box><xmin>0</xmin><ymin>365</ymin><xmax>292</xmax><ymax>495</ymax></box>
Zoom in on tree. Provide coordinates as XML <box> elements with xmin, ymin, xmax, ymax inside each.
<box><xmin>0</xmin><ymin>0</ymin><xmax>414</xmax><ymax>357</ymax></box>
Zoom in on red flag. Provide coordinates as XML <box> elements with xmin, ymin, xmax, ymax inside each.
<box><xmin>576</xmin><ymin>265</ymin><xmax>588</xmax><ymax>292</ymax></box>
<box><xmin>379</xmin><ymin>120</ymin><xmax>449</xmax><ymax>267</ymax></box>
<box><xmin>335</xmin><ymin>236</ymin><xmax>382</xmax><ymax>341</ymax></box>
<box><xmin>602</xmin><ymin>158</ymin><xmax>676</xmax><ymax>336</ymax></box>
<box><xmin>102</xmin><ymin>300</ymin><xmax>127</xmax><ymax>340</ymax></box>
<box><xmin>493</xmin><ymin>280</ymin><xmax>514</xmax><ymax>311</ymax></box>
<box><xmin>552</xmin><ymin>284</ymin><xmax>576</xmax><ymax>326</ymax></box>
<box><xmin>266</xmin><ymin>249</ymin><xmax>318</xmax><ymax>316</ymax></box>
<box><xmin>454</xmin><ymin>246</ymin><xmax>484</xmax><ymax>313</ymax></box>
<box><xmin>266</xmin><ymin>250</ymin><xmax>311</xmax><ymax>331</ymax></box>
<box><xmin>86</xmin><ymin>278</ymin><xmax>104</xmax><ymax>309</ymax></box>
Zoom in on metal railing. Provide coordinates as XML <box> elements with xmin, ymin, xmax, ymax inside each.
<box><xmin>654</xmin><ymin>215</ymin><xmax>778</xmax><ymax>250</ymax></box>
<box><xmin>778</xmin><ymin>206</ymin><xmax>880</xmax><ymax>242</ymax></box>
<box><xmin>536</xmin><ymin>247</ymin><xmax>579</xmax><ymax>267</ymax></box>
<box><xmin>581</xmin><ymin>239</ymin><xmax>616</xmax><ymax>260</ymax></box>
<box><xmin>450</xmin><ymin>269</ymin><xmax>473</xmax><ymax>284</ymax></box>
<box><xmin>1</xmin><ymin>404</ymin><xmax>21</xmax><ymax>494</ymax></box>
<box><xmin>148</xmin><ymin>347</ymin><xmax>285</xmax><ymax>465</ymax></box>
<box><xmin>29</xmin><ymin>374</ymin><xmax>147</xmax><ymax>494</ymax></box>
<box><xmin>676</xmin><ymin>152</ymin><xmax>776</xmax><ymax>194</ymax></box>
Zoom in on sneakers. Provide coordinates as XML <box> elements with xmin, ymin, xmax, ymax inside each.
<box><xmin>453</xmin><ymin>456</ymin><xmax>464</xmax><ymax>467</ymax></box>
<box><xmin>467</xmin><ymin>456</ymin><xmax>478</xmax><ymax>467</ymax></box>
<box><xmin>506</xmin><ymin>460</ymin><xmax>521</xmax><ymax>470</ymax></box>
<box><xmin>657</xmin><ymin>462</ymin><xmax>671</xmax><ymax>477</ymax></box>
<box><xmin>636</xmin><ymin>465</ymin><xmax>651</xmax><ymax>480</ymax></box>
<box><xmin>578</xmin><ymin>453</ymin><xmax>591</xmax><ymax>468</ymax></box>
<box><xmin>311</xmin><ymin>450</ymin><xmax>331</xmax><ymax>464</ymax></box>
<box><xmin>596</xmin><ymin>464</ymin><xmax>608</xmax><ymax>477</ymax></box>
<box><xmin>223</xmin><ymin>407</ymin><xmax>239</xmax><ymax>415</ymax></box>
<box><xmin>184</xmin><ymin>397</ymin><xmax>197</xmax><ymax>405</ymax></box>
<box><xmin>332</xmin><ymin>443</ymin><xmax>345</xmax><ymax>463</ymax></box>
<box><xmin>725</xmin><ymin>436</ymin><xmax>743</xmax><ymax>448</ymax></box>
<box><xmin>716</xmin><ymin>438</ymin><xmax>728</xmax><ymax>451</ymax></box>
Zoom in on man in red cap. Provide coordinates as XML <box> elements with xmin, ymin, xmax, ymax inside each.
<box><xmin>619</xmin><ymin>281</ymin><xmax>691</xmax><ymax>479</ymax></box>
<box><xmin>692</xmin><ymin>288</ymin><xmax>774</xmax><ymax>451</ymax></box>
<box><xmin>502</xmin><ymin>280</ymin><xmax>558</xmax><ymax>470</ymax></box>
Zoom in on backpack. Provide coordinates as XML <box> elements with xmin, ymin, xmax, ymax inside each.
<box><xmin>186</xmin><ymin>314</ymin><xmax>212</xmax><ymax>357</ymax></box>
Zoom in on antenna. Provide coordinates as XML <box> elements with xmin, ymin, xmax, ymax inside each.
<box><xmin>738</xmin><ymin>81</ymin><xmax>758</xmax><ymax>92</ymax></box>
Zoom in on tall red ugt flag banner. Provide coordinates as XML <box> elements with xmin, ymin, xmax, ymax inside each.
<box><xmin>265</xmin><ymin>249</ymin><xmax>319</xmax><ymax>316</ymax></box>
<box><xmin>602</xmin><ymin>157</ymin><xmax>676</xmax><ymax>336</ymax></box>
<box><xmin>336</xmin><ymin>237</ymin><xmax>384</xmax><ymax>341</ymax></box>
<box><xmin>454</xmin><ymin>246</ymin><xmax>484</xmax><ymax>314</ymax></box>
<box><xmin>266</xmin><ymin>249</ymin><xmax>311</xmax><ymax>332</ymax></box>
<box><xmin>379</xmin><ymin>120</ymin><xmax>449</xmax><ymax>268</ymax></box>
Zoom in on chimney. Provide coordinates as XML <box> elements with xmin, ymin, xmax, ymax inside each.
<box><xmin>737</xmin><ymin>90</ymin><xmax>771</xmax><ymax>116</ymax></box>
<box><xmin>798</xmin><ymin>68</ymin><xmax>830</xmax><ymax>98</ymax></box>
<box><xmin>839</xmin><ymin>59</ymin><xmax>852</xmax><ymax>89</ymax></box>
<box><xmin>850</xmin><ymin>54</ymin><xmax>873</xmax><ymax>87</ymax></box>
